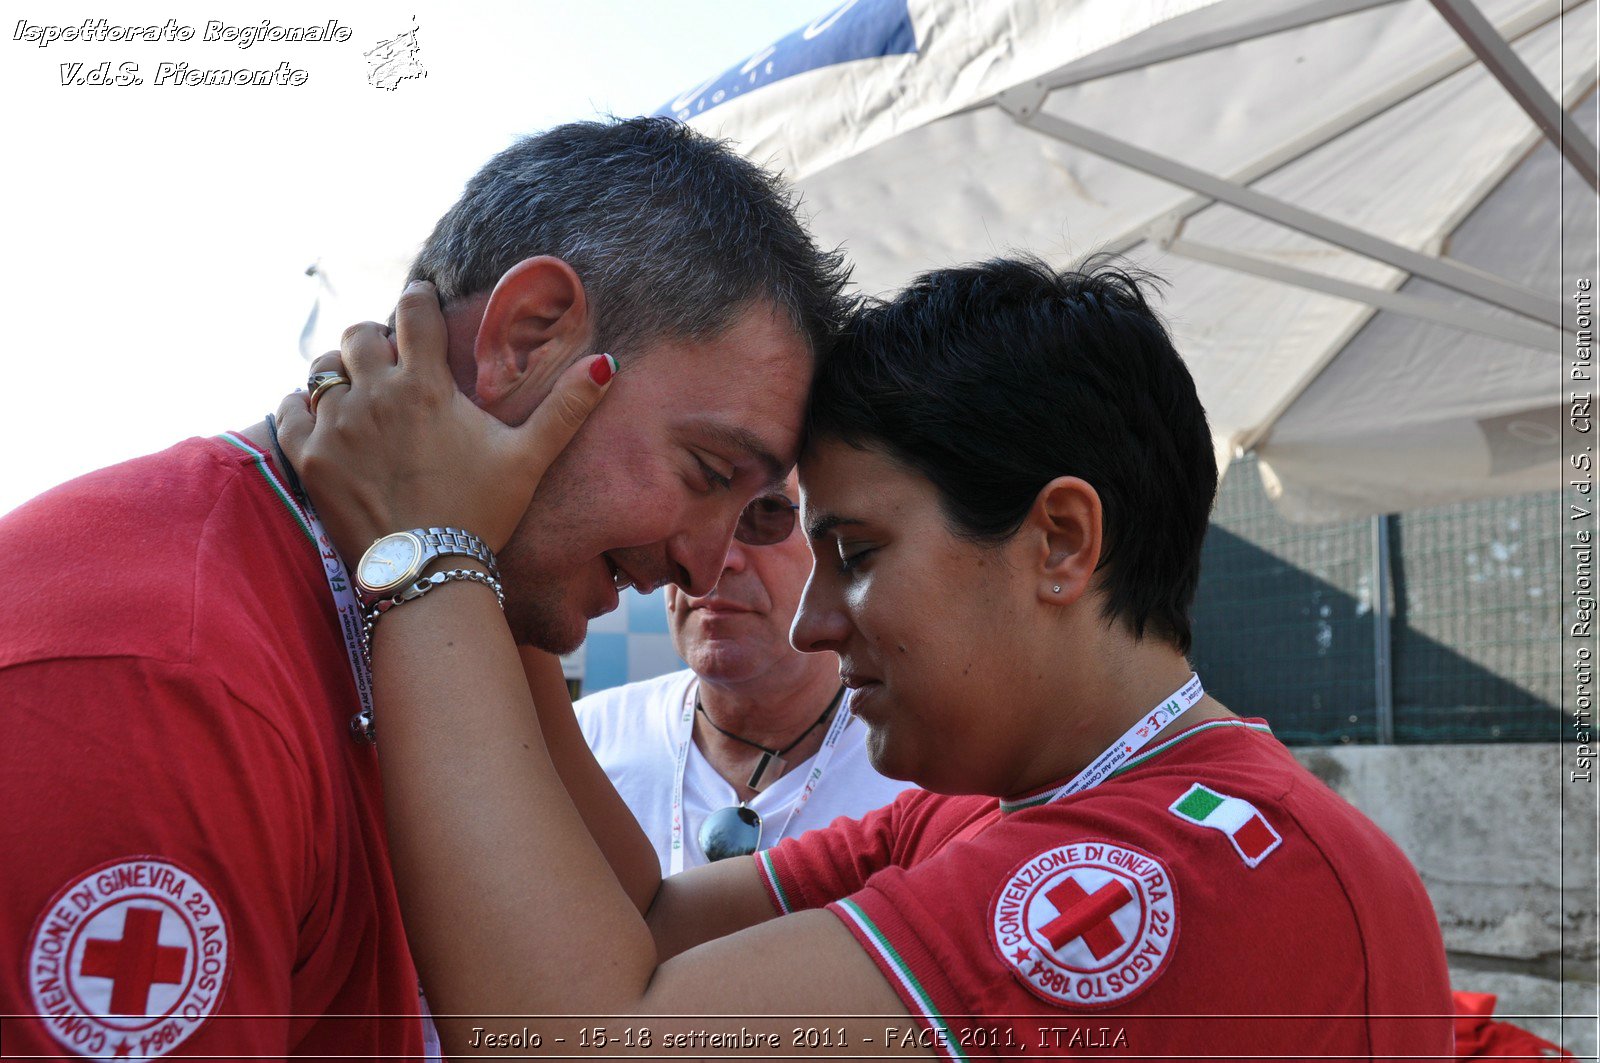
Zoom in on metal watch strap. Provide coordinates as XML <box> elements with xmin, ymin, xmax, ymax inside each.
<box><xmin>419</xmin><ymin>527</ymin><xmax>499</xmax><ymax>580</ymax></box>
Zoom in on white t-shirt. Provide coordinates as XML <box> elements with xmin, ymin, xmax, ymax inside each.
<box><xmin>575</xmin><ymin>669</ymin><xmax>917</xmax><ymax>874</ymax></box>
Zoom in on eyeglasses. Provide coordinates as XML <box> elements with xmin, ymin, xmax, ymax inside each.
<box><xmin>698</xmin><ymin>803</ymin><xmax>763</xmax><ymax>862</ymax></box>
<box><xmin>734</xmin><ymin>494</ymin><xmax>799</xmax><ymax>547</ymax></box>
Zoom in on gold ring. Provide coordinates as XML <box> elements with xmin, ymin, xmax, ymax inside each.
<box><xmin>307</xmin><ymin>372</ymin><xmax>350</xmax><ymax>413</ymax></box>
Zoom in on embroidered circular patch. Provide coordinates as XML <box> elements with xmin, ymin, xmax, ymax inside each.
<box><xmin>27</xmin><ymin>857</ymin><xmax>231</xmax><ymax>1060</ymax></box>
<box><xmin>991</xmin><ymin>840</ymin><xmax>1177</xmax><ymax>1009</ymax></box>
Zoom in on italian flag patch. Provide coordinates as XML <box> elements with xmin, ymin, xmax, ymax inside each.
<box><xmin>1168</xmin><ymin>784</ymin><xmax>1282</xmax><ymax>867</ymax></box>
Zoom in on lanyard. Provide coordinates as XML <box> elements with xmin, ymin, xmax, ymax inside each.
<box><xmin>228</xmin><ymin>432</ymin><xmax>439</xmax><ymax>1060</ymax></box>
<box><xmin>1023</xmin><ymin>673</ymin><xmax>1206</xmax><ymax>808</ymax></box>
<box><xmin>668</xmin><ymin>679</ymin><xmax>854</xmax><ymax>876</ymax></box>
<box><xmin>224</xmin><ymin>432</ymin><xmax>376</xmax><ymax>743</ymax></box>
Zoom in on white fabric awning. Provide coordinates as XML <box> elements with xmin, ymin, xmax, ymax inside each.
<box><xmin>665</xmin><ymin>0</ymin><xmax>1595</xmax><ymax>521</ymax></box>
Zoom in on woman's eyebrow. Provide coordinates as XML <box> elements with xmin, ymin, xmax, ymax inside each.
<box><xmin>805</xmin><ymin>513</ymin><xmax>866</xmax><ymax>540</ymax></box>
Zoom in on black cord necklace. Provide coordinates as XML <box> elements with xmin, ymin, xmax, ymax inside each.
<box><xmin>696</xmin><ymin>685</ymin><xmax>846</xmax><ymax>793</ymax></box>
<box><xmin>264</xmin><ymin>413</ymin><xmax>309</xmax><ymax>503</ymax></box>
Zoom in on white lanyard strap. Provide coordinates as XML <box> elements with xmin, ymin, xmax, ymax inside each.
<box><xmin>786</xmin><ymin>699</ymin><xmax>853</xmax><ymax>829</ymax></box>
<box><xmin>667</xmin><ymin>685</ymin><xmax>697</xmax><ymax>876</ymax></box>
<box><xmin>314</xmin><ymin>510</ymin><xmax>377</xmax><ymax>743</ymax></box>
<box><xmin>668</xmin><ymin>680</ymin><xmax>853</xmax><ymax>876</ymax></box>
<box><xmin>1014</xmin><ymin>673</ymin><xmax>1206</xmax><ymax>810</ymax></box>
<box><xmin>224</xmin><ymin>433</ymin><xmax>375</xmax><ymax>742</ymax></box>
<box><xmin>228</xmin><ymin>433</ymin><xmax>434</xmax><ymax>1052</ymax></box>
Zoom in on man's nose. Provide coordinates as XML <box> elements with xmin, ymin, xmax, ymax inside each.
<box><xmin>669</xmin><ymin>523</ymin><xmax>738</xmax><ymax>598</ymax></box>
<box><xmin>791</xmin><ymin>570</ymin><xmax>847</xmax><ymax>654</ymax></box>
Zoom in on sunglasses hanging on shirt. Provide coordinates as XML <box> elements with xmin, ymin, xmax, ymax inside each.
<box><xmin>698</xmin><ymin>803</ymin><xmax>764</xmax><ymax>863</ymax></box>
<box><xmin>694</xmin><ymin>686</ymin><xmax>846</xmax><ymax>863</ymax></box>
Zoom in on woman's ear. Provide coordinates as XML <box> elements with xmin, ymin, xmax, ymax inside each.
<box><xmin>473</xmin><ymin>256</ymin><xmax>591</xmax><ymax>414</ymax></box>
<box><xmin>1027</xmin><ymin>476</ymin><xmax>1103</xmax><ymax>607</ymax></box>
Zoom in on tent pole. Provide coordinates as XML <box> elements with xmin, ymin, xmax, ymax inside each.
<box><xmin>1373</xmin><ymin>514</ymin><xmax>1396</xmax><ymax>744</ymax></box>
<box><xmin>1090</xmin><ymin>0</ymin><xmax>1585</xmax><ymax>258</ymax></box>
<box><xmin>1044</xmin><ymin>0</ymin><xmax>1403</xmax><ymax>90</ymax></box>
<box><xmin>1163</xmin><ymin>236</ymin><xmax>1564</xmax><ymax>351</ymax></box>
<box><xmin>997</xmin><ymin>100</ymin><xmax>1567</xmax><ymax>329</ymax></box>
<box><xmin>1429</xmin><ymin>0</ymin><xmax>1600</xmax><ymax>189</ymax></box>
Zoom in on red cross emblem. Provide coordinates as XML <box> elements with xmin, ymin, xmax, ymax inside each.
<box><xmin>29</xmin><ymin>858</ymin><xmax>231</xmax><ymax>1060</ymax></box>
<box><xmin>1039</xmin><ymin>877</ymin><xmax>1133</xmax><ymax>959</ymax></box>
<box><xmin>992</xmin><ymin>841</ymin><xmax>1178</xmax><ymax>1008</ymax></box>
<box><xmin>80</xmin><ymin>906</ymin><xmax>188</xmax><ymax>1015</ymax></box>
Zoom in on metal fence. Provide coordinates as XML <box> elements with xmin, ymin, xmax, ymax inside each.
<box><xmin>1190</xmin><ymin>456</ymin><xmax>1564</xmax><ymax>745</ymax></box>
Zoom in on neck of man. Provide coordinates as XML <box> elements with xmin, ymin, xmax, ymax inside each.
<box><xmin>694</xmin><ymin>658</ymin><xmax>845</xmax><ymax>803</ymax></box>
<box><xmin>1004</xmin><ymin>627</ymin><xmax>1235</xmax><ymax>799</ymax></box>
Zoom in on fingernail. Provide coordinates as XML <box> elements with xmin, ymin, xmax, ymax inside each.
<box><xmin>588</xmin><ymin>353</ymin><xmax>618</xmax><ymax>386</ymax></box>
<box><xmin>404</xmin><ymin>278</ymin><xmax>433</xmax><ymax>292</ymax></box>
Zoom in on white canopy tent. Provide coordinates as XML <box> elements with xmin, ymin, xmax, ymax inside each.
<box><xmin>305</xmin><ymin>0</ymin><xmax>1595</xmax><ymax>521</ymax></box>
<box><xmin>660</xmin><ymin>0</ymin><xmax>1596</xmax><ymax>521</ymax></box>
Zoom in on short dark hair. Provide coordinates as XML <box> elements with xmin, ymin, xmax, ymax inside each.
<box><xmin>408</xmin><ymin>116</ymin><xmax>851</xmax><ymax>355</ymax></box>
<box><xmin>808</xmin><ymin>256</ymin><xmax>1217</xmax><ymax>653</ymax></box>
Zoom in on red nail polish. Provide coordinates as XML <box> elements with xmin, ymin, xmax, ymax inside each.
<box><xmin>589</xmin><ymin>353</ymin><xmax>617</xmax><ymax>386</ymax></box>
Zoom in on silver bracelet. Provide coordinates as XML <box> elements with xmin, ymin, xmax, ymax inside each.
<box><xmin>352</xmin><ymin>568</ymin><xmax>505</xmax><ymax>746</ymax></box>
<box><xmin>362</xmin><ymin>567</ymin><xmax>506</xmax><ymax>646</ymax></box>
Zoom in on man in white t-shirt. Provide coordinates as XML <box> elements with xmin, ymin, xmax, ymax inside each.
<box><xmin>576</xmin><ymin>472</ymin><xmax>915</xmax><ymax>874</ymax></box>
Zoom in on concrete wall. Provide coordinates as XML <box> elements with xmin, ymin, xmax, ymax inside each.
<box><xmin>1293</xmin><ymin>744</ymin><xmax>1597</xmax><ymax>1056</ymax></box>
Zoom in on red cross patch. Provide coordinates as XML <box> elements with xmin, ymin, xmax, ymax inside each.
<box><xmin>991</xmin><ymin>841</ymin><xmax>1178</xmax><ymax>1008</ymax></box>
<box><xmin>27</xmin><ymin>857</ymin><xmax>231</xmax><ymax>1060</ymax></box>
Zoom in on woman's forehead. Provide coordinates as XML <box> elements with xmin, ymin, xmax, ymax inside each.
<box><xmin>797</xmin><ymin>438</ymin><xmax>870</xmax><ymax>493</ymax></box>
<box><xmin>798</xmin><ymin>440</ymin><xmax>929</xmax><ymax>528</ymax></box>
<box><xmin>799</xmin><ymin>437</ymin><xmax>920</xmax><ymax>483</ymax></box>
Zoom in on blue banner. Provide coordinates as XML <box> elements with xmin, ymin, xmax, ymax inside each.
<box><xmin>657</xmin><ymin>0</ymin><xmax>916</xmax><ymax>120</ymax></box>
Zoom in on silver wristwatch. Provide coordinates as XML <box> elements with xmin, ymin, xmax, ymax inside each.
<box><xmin>353</xmin><ymin>527</ymin><xmax>498</xmax><ymax>606</ymax></box>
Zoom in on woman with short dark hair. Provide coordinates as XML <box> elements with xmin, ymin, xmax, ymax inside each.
<box><xmin>277</xmin><ymin>258</ymin><xmax>1452</xmax><ymax>1059</ymax></box>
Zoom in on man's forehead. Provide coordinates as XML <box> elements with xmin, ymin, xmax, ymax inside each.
<box><xmin>647</xmin><ymin>302</ymin><xmax>813</xmax><ymax>481</ymax></box>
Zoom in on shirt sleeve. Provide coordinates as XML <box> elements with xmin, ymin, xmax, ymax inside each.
<box><xmin>819</xmin><ymin>809</ymin><xmax>1077</xmax><ymax>1055</ymax></box>
<box><xmin>754</xmin><ymin>788</ymin><xmax>920</xmax><ymax>914</ymax></box>
<box><xmin>0</xmin><ymin>656</ymin><xmax>316</xmax><ymax>1060</ymax></box>
<box><xmin>823</xmin><ymin>800</ymin><xmax>1197</xmax><ymax>1057</ymax></box>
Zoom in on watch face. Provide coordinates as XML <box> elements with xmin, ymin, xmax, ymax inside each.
<box><xmin>358</xmin><ymin>533</ymin><xmax>423</xmax><ymax>594</ymax></box>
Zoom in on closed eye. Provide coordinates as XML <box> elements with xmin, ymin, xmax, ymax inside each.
<box><xmin>837</xmin><ymin>543</ymin><xmax>875</xmax><ymax>572</ymax></box>
<box><xmin>695</xmin><ymin>454</ymin><xmax>734</xmax><ymax>492</ymax></box>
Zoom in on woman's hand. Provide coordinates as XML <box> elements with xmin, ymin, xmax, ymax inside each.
<box><xmin>274</xmin><ymin>280</ymin><xmax>615</xmax><ymax>561</ymax></box>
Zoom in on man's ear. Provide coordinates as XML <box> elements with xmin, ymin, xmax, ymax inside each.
<box><xmin>1027</xmin><ymin>476</ymin><xmax>1103</xmax><ymax>607</ymax></box>
<box><xmin>473</xmin><ymin>256</ymin><xmax>591</xmax><ymax>415</ymax></box>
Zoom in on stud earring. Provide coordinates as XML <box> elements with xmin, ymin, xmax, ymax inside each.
<box><xmin>1052</xmin><ymin>585</ymin><xmax>1062</xmax><ymax>593</ymax></box>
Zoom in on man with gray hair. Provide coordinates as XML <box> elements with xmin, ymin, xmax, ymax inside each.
<box><xmin>577</xmin><ymin>469</ymin><xmax>915</xmax><ymax>874</ymax></box>
<box><xmin>0</xmin><ymin>116</ymin><xmax>847</xmax><ymax>1060</ymax></box>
